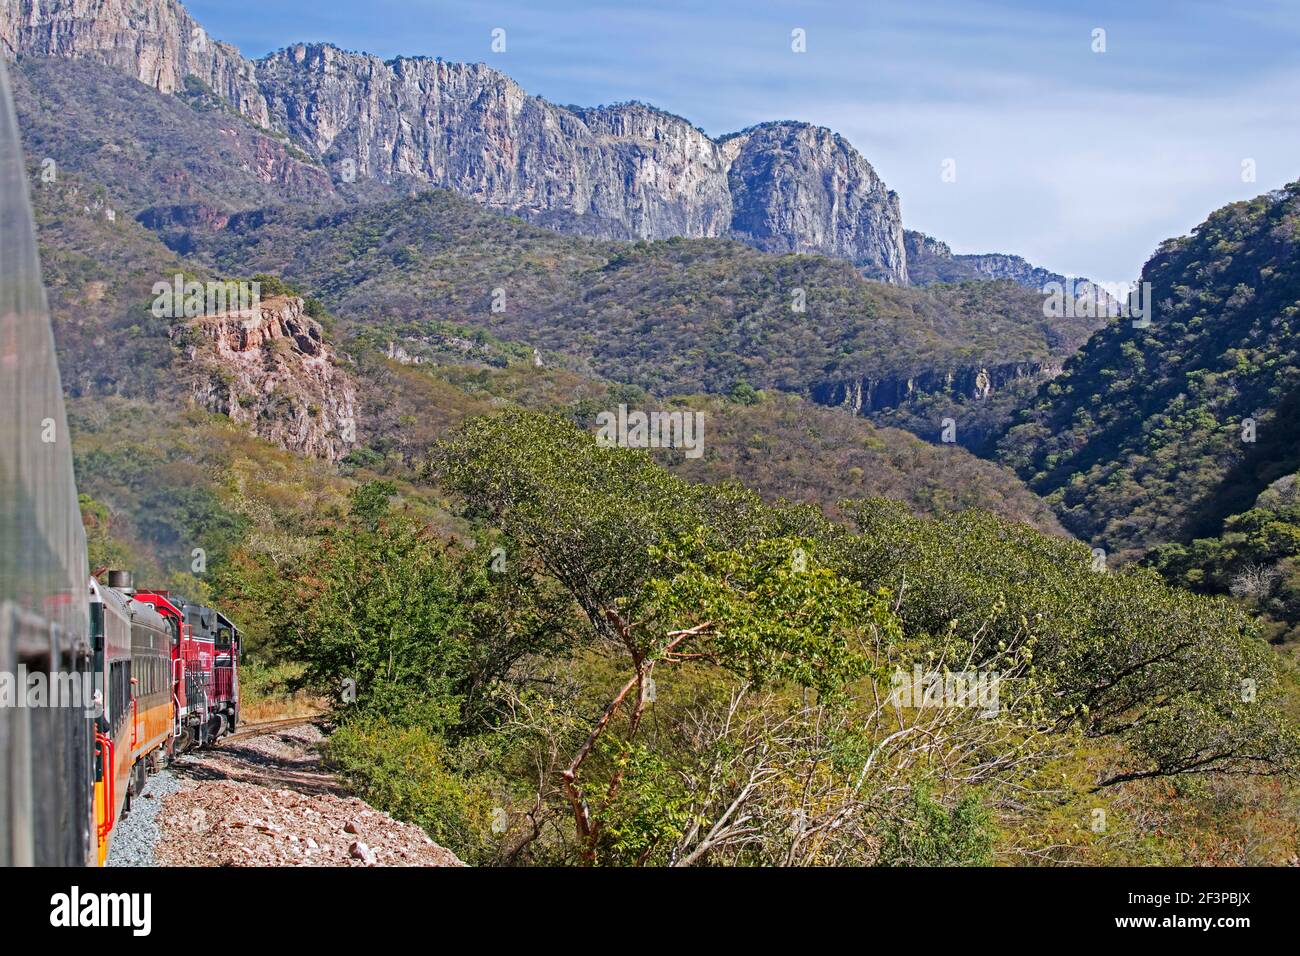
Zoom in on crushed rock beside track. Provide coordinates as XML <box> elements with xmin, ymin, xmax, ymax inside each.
<box><xmin>153</xmin><ymin>723</ymin><xmax>464</xmax><ymax>867</ymax></box>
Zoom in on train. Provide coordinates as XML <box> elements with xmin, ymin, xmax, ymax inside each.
<box><xmin>0</xmin><ymin>58</ymin><xmax>241</xmax><ymax>867</ymax></box>
<box><xmin>1</xmin><ymin>570</ymin><xmax>243</xmax><ymax>867</ymax></box>
<box><xmin>88</xmin><ymin>571</ymin><xmax>242</xmax><ymax>865</ymax></box>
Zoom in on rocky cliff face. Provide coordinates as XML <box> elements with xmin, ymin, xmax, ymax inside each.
<box><xmin>178</xmin><ymin>296</ymin><xmax>358</xmax><ymax>461</ymax></box>
<box><xmin>723</xmin><ymin>123</ymin><xmax>906</xmax><ymax>282</ymax></box>
<box><xmin>255</xmin><ymin>45</ymin><xmax>737</xmax><ymax>243</ymax></box>
<box><xmin>1</xmin><ymin>1</ymin><xmax>909</xmax><ymax>282</ymax></box>
<box><xmin>253</xmin><ymin>44</ymin><xmax>905</xmax><ymax>278</ymax></box>
<box><xmin>811</xmin><ymin>361</ymin><xmax>1063</xmax><ymax>416</ymax></box>
<box><xmin>0</xmin><ymin>0</ymin><xmax>270</xmax><ymax>125</ymax></box>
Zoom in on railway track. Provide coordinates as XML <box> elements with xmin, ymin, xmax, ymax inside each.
<box><xmin>221</xmin><ymin>714</ymin><xmax>325</xmax><ymax>744</ymax></box>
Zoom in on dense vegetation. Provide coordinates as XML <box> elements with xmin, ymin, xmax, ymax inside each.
<box><xmin>69</xmin><ymin>394</ymin><xmax>1300</xmax><ymax>863</ymax></box>
<box><xmin>221</xmin><ymin>412</ymin><xmax>1298</xmax><ymax>865</ymax></box>
<box><xmin>997</xmin><ymin>182</ymin><xmax>1300</xmax><ymax>651</ymax></box>
<box><xmin>1148</xmin><ymin>472</ymin><xmax>1300</xmax><ymax>647</ymax></box>
<box><xmin>36</xmin><ymin>160</ymin><xmax>1063</xmax><ymax>540</ymax></box>
<box><xmin>186</xmin><ymin>190</ymin><xmax>1088</xmax><ymax>406</ymax></box>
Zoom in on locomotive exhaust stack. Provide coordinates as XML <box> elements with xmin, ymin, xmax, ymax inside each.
<box><xmin>105</xmin><ymin>570</ymin><xmax>135</xmax><ymax>594</ymax></box>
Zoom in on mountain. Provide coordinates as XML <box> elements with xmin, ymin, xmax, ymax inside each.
<box><xmin>997</xmin><ymin>183</ymin><xmax>1300</xmax><ymax>562</ymax></box>
<box><xmin>1</xmin><ymin>0</ymin><xmax>908</xmax><ymax>282</ymax></box>
<box><xmin>3</xmin><ymin>4</ymin><xmax>1087</xmax><ymax>534</ymax></box>
<box><xmin>21</xmin><ymin>106</ymin><xmax>1065</xmax><ymax>541</ymax></box>
<box><xmin>11</xmin><ymin>50</ymin><xmax>1095</xmax><ymax>465</ymax></box>
<box><xmin>905</xmin><ymin>229</ymin><xmax>1106</xmax><ymax>297</ymax></box>
<box><xmin>13</xmin><ymin>2</ymin><xmax>1300</xmax><ymax>871</ymax></box>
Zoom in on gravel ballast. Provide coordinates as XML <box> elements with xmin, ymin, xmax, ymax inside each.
<box><xmin>154</xmin><ymin>724</ymin><xmax>464</xmax><ymax>867</ymax></box>
<box><xmin>106</xmin><ymin>767</ymin><xmax>189</xmax><ymax>867</ymax></box>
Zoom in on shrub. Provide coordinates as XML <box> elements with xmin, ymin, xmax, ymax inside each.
<box><xmin>325</xmin><ymin>720</ymin><xmax>494</xmax><ymax>862</ymax></box>
<box><xmin>877</xmin><ymin>786</ymin><xmax>995</xmax><ymax>866</ymax></box>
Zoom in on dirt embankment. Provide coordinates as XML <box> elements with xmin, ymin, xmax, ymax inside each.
<box><xmin>153</xmin><ymin>723</ymin><xmax>464</xmax><ymax>867</ymax></box>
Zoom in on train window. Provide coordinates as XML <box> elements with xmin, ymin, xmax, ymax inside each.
<box><xmin>108</xmin><ymin>659</ymin><xmax>132</xmax><ymax>733</ymax></box>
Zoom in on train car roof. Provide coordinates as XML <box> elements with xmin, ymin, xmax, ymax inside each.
<box><xmin>89</xmin><ymin>578</ymin><xmax>170</xmax><ymax>632</ymax></box>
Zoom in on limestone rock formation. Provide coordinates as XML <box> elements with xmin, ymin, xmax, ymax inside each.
<box><xmin>723</xmin><ymin>122</ymin><xmax>906</xmax><ymax>282</ymax></box>
<box><xmin>811</xmin><ymin>361</ymin><xmax>1064</xmax><ymax>416</ymax></box>
<box><xmin>177</xmin><ymin>295</ymin><xmax>357</xmax><ymax>460</ymax></box>
<box><xmin>0</xmin><ymin>0</ymin><xmax>270</xmax><ymax>125</ymax></box>
<box><xmin>1</xmin><ymin>1</ymin><xmax>910</xmax><ymax>282</ymax></box>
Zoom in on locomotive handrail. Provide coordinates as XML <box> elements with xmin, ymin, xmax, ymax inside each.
<box><xmin>95</xmin><ymin>732</ymin><xmax>115</xmax><ymax>840</ymax></box>
<box><xmin>173</xmin><ymin>657</ymin><xmax>185</xmax><ymax>737</ymax></box>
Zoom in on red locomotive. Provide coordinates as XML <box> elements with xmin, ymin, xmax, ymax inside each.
<box><xmin>133</xmin><ymin>583</ymin><xmax>242</xmax><ymax>750</ymax></box>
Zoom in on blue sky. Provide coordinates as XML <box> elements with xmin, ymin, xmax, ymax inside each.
<box><xmin>187</xmin><ymin>0</ymin><xmax>1300</xmax><ymax>283</ymax></box>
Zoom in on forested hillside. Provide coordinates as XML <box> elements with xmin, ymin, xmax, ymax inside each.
<box><xmin>990</xmin><ymin>182</ymin><xmax>1300</xmax><ymax>659</ymax></box>
<box><xmin>998</xmin><ymin>184</ymin><xmax>1300</xmax><ymax>615</ymax></box>
<box><xmin>184</xmin><ymin>191</ymin><xmax>1086</xmax><ymax>410</ymax></box>
<box><xmin>11</xmin><ymin>53</ymin><xmax>1109</xmax><ymax>458</ymax></box>
<box><xmin>1147</xmin><ymin>473</ymin><xmax>1300</xmax><ymax>646</ymax></box>
<box><xmin>270</xmin><ymin>414</ymin><xmax>1299</xmax><ymax>865</ymax></box>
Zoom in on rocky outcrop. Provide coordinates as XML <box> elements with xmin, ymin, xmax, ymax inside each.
<box><xmin>384</xmin><ymin>342</ymin><xmax>424</xmax><ymax>366</ymax></box>
<box><xmin>1</xmin><ymin>1</ymin><xmax>909</xmax><ymax>282</ymax></box>
<box><xmin>811</xmin><ymin>362</ymin><xmax>1063</xmax><ymax>415</ymax></box>
<box><xmin>177</xmin><ymin>296</ymin><xmax>357</xmax><ymax>460</ymax></box>
<box><xmin>722</xmin><ymin>123</ymin><xmax>906</xmax><ymax>283</ymax></box>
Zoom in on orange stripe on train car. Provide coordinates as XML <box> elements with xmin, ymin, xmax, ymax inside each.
<box><xmin>130</xmin><ymin>697</ymin><xmax>173</xmax><ymax>762</ymax></box>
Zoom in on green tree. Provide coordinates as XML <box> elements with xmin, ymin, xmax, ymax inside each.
<box><xmin>276</xmin><ymin>482</ymin><xmax>470</xmax><ymax>731</ymax></box>
<box><xmin>435</xmin><ymin>412</ymin><xmax>903</xmax><ymax>862</ymax></box>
